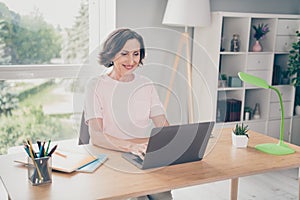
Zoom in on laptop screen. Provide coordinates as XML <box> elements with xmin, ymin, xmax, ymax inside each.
<box><xmin>141</xmin><ymin>121</ymin><xmax>215</xmax><ymax>169</ymax></box>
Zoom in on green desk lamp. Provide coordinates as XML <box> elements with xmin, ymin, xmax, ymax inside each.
<box><xmin>238</xmin><ymin>72</ymin><xmax>295</xmax><ymax>155</ymax></box>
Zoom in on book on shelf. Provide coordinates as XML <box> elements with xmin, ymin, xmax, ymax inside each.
<box><xmin>272</xmin><ymin>64</ymin><xmax>281</xmax><ymax>85</ymax></box>
<box><xmin>217</xmin><ymin>98</ymin><xmax>241</xmax><ymax>122</ymax></box>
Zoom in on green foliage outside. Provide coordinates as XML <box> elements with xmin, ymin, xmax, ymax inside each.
<box><xmin>11</xmin><ymin>15</ymin><xmax>62</xmax><ymax>64</ymax></box>
<box><xmin>0</xmin><ymin>19</ymin><xmax>11</xmax><ymax>64</ymax></box>
<box><xmin>62</xmin><ymin>0</ymin><xmax>89</xmax><ymax>63</ymax></box>
<box><xmin>0</xmin><ymin>1</ymin><xmax>89</xmax><ymax>154</ymax></box>
<box><xmin>0</xmin><ymin>80</ymin><xmax>18</xmax><ymax>116</ymax></box>
<box><xmin>0</xmin><ymin>105</ymin><xmax>63</xmax><ymax>154</ymax></box>
<box><xmin>0</xmin><ymin>80</ymin><xmax>76</xmax><ymax>155</ymax></box>
<box><xmin>18</xmin><ymin>80</ymin><xmax>54</xmax><ymax>102</ymax></box>
<box><xmin>0</xmin><ymin>2</ymin><xmax>62</xmax><ymax>64</ymax></box>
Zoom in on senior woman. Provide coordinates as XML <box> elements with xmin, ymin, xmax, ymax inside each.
<box><xmin>84</xmin><ymin>28</ymin><xmax>173</xmax><ymax>200</ymax></box>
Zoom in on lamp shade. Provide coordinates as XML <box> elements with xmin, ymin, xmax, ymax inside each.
<box><xmin>238</xmin><ymin>72</ymin><xmax>269</xmax><ymax>89</ymax></box>
<box><xmin>162</xmin><ymin>0</ymin><xmax>211</xmax><ymax>27</ymax></box>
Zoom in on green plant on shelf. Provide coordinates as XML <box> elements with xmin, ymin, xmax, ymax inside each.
<box><xmin>252</xmin><ymin>23</ymin><xmax>270</xmax><ymax>40</ymax></box>
<box><xmin>220</xmin><ymin>74</ymin><xmax>227</xmax><ymax>80</ymax></box>
<box><xmin>287</xmin><ymin>31</ymin><xmax>300</xmax><ymax>111</ymax></box>
<box><xmin>232</xmin><ymin>123</ymin><xmax>249</xmax><ymax>138</ymax></box>
<box><xmin>288</xmin><ymin>31</ymin><xmax>300</xmax><ymax>87</ymax></box>
<box><xmin>244</xmin><ymin>106</ymin><xmax>252</xmax><ymax>114</ymax></box>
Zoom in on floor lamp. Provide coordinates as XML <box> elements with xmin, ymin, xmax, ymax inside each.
<box><xmin>162</xmin><ymin>0</ymin><xmax>211</xmax><ymax>123</ymax></box>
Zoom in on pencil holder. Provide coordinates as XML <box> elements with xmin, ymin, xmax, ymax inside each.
<box><xmin>28</xmin><ymin>156</ymin><xmax>52</xmax><ymax>186</ymax></box>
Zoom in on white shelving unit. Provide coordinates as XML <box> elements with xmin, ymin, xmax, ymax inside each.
<box><xmin>192</xmin><ymin>12</ymin><xmax>300</xmax><ymax>142</ymax></box>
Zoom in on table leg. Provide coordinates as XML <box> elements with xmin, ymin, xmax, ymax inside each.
<box><xmin>231</xmin><ymin>178</ymin><xmax>239</xmax><ymax>200</ymax></box>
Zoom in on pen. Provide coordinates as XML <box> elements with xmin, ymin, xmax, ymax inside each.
<box><xmin>28</xmin><ymin>139</ymin><xmax>43</xmax><ymax>180</ymax></box>
<box><xmin>38</xmin><ymin>143</ymin><xmax>44</xmax><ymax>158</ymax></box>
<box><xmin>54</xmin><ymin>151</ymin><xmax>67</xmax><ymax>158</ymax></box>
<box><xmin>45</xmin><ymin>140</ymin><xmax>51</xmax><ymax>155</ymax></box>
<box><xmin>27</xmin><ymin>140</ymin><xmax>36</xmax><ymax>158</ymax></box>
<box><xmin>37</xmin><ymin>140</ymin><xmax>41</xmax><ymax>150</ymax></box>
<box><xmin>23</xmin><ymin>144</ymin><xmax>30</xmax><ymax>157</ymax></box>
<box><xmin>47</xmin><ymin>145</ymin><xmax>57</xmax><ymax>157</ymax></box>
<box><xmin>42</xmin><ymin>141</ymin><xmax>45</xmax><ymax>157</ymax></box>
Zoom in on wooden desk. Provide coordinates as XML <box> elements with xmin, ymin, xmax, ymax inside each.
<box><xmin>1</xmin><ymin>128</ymin><xmax>300</xmax><ymax>200</ymax></box>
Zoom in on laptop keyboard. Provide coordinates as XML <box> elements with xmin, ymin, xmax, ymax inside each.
<box><xmin>133</xmin><ymin>157</ymin><xmax>143</xmax><ymax>165</ymax></box>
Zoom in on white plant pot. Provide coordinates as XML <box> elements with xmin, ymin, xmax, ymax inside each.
<box><xmin>295</xmin><ymin>105</ymin><xmax>300</xmax><ymax>116</ymax></box>
<box><xmin>232</xmin><ymin>132</ymin><xmax>249</xmax><ymax>148</ymax></box>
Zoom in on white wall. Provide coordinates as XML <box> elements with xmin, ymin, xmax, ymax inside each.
<box><xmin>211</xmin><ymin>0</ymin><xmax>300</xmax><ymax>14</ymax></box>
<box><xmin>115</xmin><ymin>0</ymin><xmax>300</xmax><ymax>124</ymax></box>
<box><xmin>116</xmin><ymin>0</ymin><xmax>193</xmax><ymax>124</ymax></box>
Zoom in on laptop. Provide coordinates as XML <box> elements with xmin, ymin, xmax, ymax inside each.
<box><xmin>122</xmin><ymin>121</ymin><xmax>215</xmax><ymax>170</ymax></box>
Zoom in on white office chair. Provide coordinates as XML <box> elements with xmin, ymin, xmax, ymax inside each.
<box><xmin>78</xmin><ymin>112</ymin><xmax>90</xmax><ymax>145</ymax></box>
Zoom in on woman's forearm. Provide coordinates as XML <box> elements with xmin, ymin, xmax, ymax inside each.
<box><xmin>87</xmin><ymin>117</ymin><xmax>150</xmax><ymax>155</ymax></box>
<box><xmin>89</xmin><ymin>129</ymin><xmax>148</xmax><ymax>152</ymax></box>
<box><xmin>89</xmin><ymin>129</ymin><xmax>128</xmax><ymax>151</ymax></box>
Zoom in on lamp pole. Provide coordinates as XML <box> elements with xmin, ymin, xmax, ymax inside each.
<box><xmin>163</xmin><ymin>28</ymin><xmax>194</xmax><ymax>123</ymax></box>
<box><xmin>162</xmin><ymin>0</ymin><xmax>211</xmax><ymax>123</ymax></box>
<box><xmin>270</xmin><ymin>86</ymin><xmax>285</xmax><ymax>145</ymax></box>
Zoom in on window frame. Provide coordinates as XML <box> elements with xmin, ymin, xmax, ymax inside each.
<box><xmin>0</xmin><ymin>0</ymin><xmax>116</xmax><ymax>80</ymax></box>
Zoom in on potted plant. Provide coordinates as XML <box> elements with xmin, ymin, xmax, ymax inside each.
<box><xmin>244</xmin><ymin>106</ymin><xmax>252</xmax><ymax>120</ymax></box>
<box><xmin>252</xmin><ymin>23</ymin><xmax>270</xmax><ymax>52</ymax></box>
<box><xmin>287</xmin><ymin>31</ymin><xmax>300</xmax><ymax>115</ymax></box>
<box><xmin>232</xmin><ymin>123</ymin><xmax>249</xmax><ymax>148</ymax></box>
<box><xmin>218</xmin><ymin>74</ymin><xmax>227</xmax><ymax>87</ymax></box>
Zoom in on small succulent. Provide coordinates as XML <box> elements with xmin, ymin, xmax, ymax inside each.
<box><xmin>233</xmin><ymin>123</ymin><xmax>249</xmax><ymax>138</ymax></box>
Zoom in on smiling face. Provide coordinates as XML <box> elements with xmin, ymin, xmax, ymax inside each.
<box><xmin>111</xmin><ymin>39</ymin><xmax>141</xmax><ymax>78</ymax></box>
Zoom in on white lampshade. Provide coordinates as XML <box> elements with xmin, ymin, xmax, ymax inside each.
<box><xmin>162</xmin><ymin>0</ymin><xmax>211</xmax><ymax>27</ymax></box>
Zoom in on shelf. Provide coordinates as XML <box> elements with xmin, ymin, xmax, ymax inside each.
<box><xmin>274</xmin><ymin>52</ymin><xmax>289</xmax><ymax>55</ymax></box>
<box><xmin>268</xmin><ymin>116</ymin><xmax>293</xmax><ymax>120</ymax></box>
<box><xmin>243</xmin><ymin>119</ymin><xmax>267</xmax><ymax>123</ymax></box>
<box><xmin>216</xmin><ymin>121</ymin><xmax>238</xmax><ymax>125</ymax></box>
<box><xmin>192</xmin><ymin>12</ymin><xmax>299</xmax><ymax>139</ymax></box>
<box><xmin>220</xmin><ymin>52</ymin><xmax>247</xmax><ymax>55</ymax></box>
<box><xmin>245</xmin><ymin>86</ymin><xmax>261</xmax><ymax>90</ymax></box>
<box><xmin>247</xmin><ymin>51</ymin><xmax>274</xmax><ymax>55</ymax></box>
<box><xmin>218</xmin><ymin>87</ymin><xmax>243</xmax><ymax>91</ymax></box>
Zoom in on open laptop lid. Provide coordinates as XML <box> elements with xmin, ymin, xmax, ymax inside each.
<box><xmin>141</xmin><ymin>121</ymin><xmax>215</xmax><ymax>169</ymax></box>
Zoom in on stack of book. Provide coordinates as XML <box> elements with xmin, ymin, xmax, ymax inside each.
<box><xmin>272</xmin><ymin>65</ymin><xmax>281</xmax><ymax>85</ymax></box>
<box><xmin>217</xmin><ymin>98</ymin><xmax>242</xmax><ymax>122</ymax></box>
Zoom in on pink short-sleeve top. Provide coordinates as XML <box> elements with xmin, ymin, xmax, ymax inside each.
<box><xmin>84</xmin><ymin>73</ymin><xmax>165</xmax><ymax>139</ymax></box>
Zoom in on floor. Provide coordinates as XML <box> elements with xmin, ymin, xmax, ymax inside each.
<box><xmin>172</xmin><ymin>168</ymin><xmax>298</xmax><ymax>200</ymax></box>
<box><xmin>0</xmin><ymin>168</ymin><xmax>298</xmax><ymax>200</ymax></box>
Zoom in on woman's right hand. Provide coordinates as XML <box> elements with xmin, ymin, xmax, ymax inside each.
<box><xmin>128</xmin><ymin>143</ymin><xmax>147</xmax><ymax>160</ymax></box>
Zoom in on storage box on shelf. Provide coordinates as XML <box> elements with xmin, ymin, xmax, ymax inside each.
<box><xmin>275</xmin><ymin>19</ymin><xmax>299</xmax><ymax>53</ymax></box>
<box><xmin>192</xmin><ymin>12</ymin><xmax>300</xmax><ymax>141</ymax></box>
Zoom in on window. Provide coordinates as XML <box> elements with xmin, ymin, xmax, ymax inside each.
<box><xmin>0</xmin><ymin>0</ymin><xmax>116</xmax><ymax>154</ymax></box>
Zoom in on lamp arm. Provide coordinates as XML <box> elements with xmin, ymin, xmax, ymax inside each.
<box><xmin>270</xmin><ymin>86</ymin><xmax>284</xmax><ymax>144</ymax></box>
